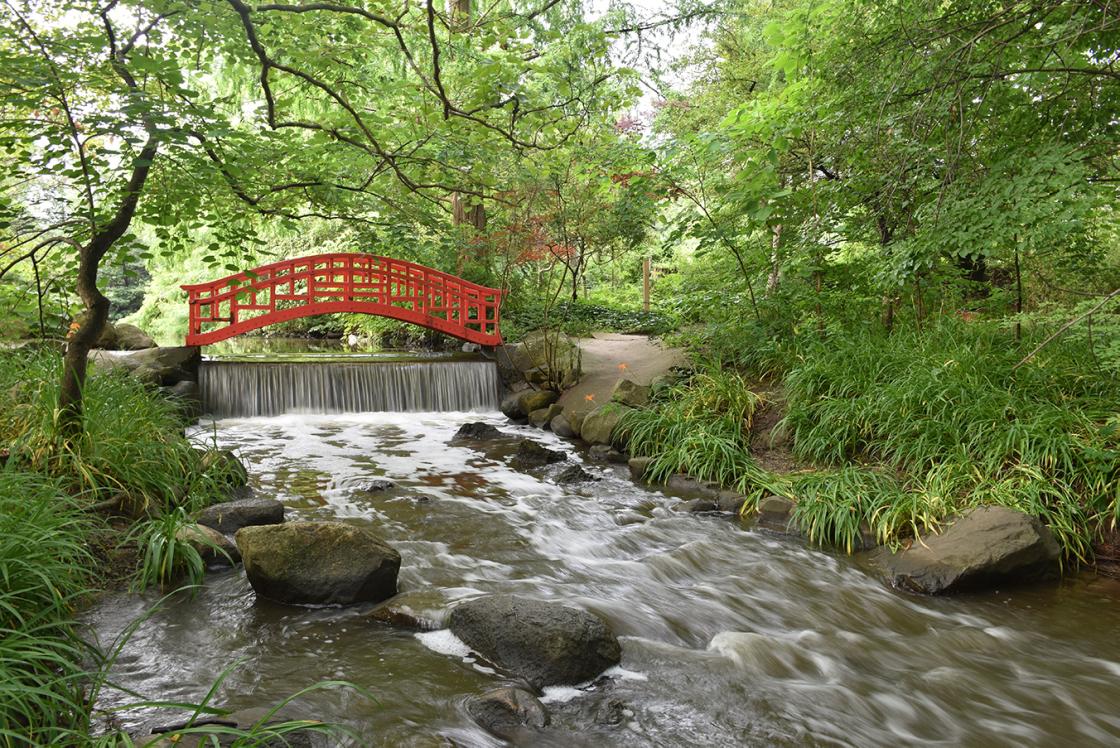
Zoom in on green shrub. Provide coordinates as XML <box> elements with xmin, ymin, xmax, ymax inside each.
<box><xmin>504</xmin><ymin>299</ymin><xmax>677</xmax><ymax>340</ymax></box>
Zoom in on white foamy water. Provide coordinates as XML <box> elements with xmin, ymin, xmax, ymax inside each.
<box><xmin>84</xmin><ymin>411</ymin><xmax>1120</xmax><ymax>747</ymax></box>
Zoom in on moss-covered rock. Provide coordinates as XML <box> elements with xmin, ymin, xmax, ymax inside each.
<box><xmin>579</xmin><ymin>403</ymin><xmax>632</xmax><ymax>448</ymax></box>
<box><xmin>517</xmin><ymin>389</ymin><xmax>559</xmax><ymax>416</ymax></box>
<box><xmin>507</xmin><ymin>331</ymin><xmax>581</xmax><ymax>390</ymax></box>
<box><xmin>611</xmin><ymin>379</ymin><xmax>651</xmax><ymax>408</ymax></box>
<box><xmin>236</xmin><ymin>521</ymin><xmax>401</xmax><ymax>605</ymax></box>
<box><xmin>528</xmin><ymin>403</ymin><xmax>563</xmax><ymax>428</ymax></box>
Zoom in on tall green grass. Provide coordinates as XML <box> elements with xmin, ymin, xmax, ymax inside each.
<box><xmin>0</xmin><ymin>469</ymin><xmax>96</xmax><ymax>745</ymax></box>
<box><xmin>0</xmin><ymin>350</ymin><xmax>240</xmax><ymax>589</ymax></box>
<box><xmin>619</xmin><ymin>368</ymin><xmax>775</xmax><ymax>496</ymax></box>
<box><xmin>621</xmin><ymin>322</ymin><xmax>1119</xmax><ymax>560</ymax></box>
<box><xmin>0</xmin><ymin>350</ymin><xmax>229</xmax><ymax>515</ymax></box>
<box><xmin>780</xmin><ymin>323</ymin><xmax>1120</xmax><ymax>558</ymax></box>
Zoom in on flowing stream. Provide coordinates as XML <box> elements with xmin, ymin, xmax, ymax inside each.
<box><xmin>88</xmin><ymin>382</ymin><xmax>1120</xmax><ymax>746</ymax></box>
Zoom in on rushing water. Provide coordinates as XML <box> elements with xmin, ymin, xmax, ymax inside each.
<box><xmin>88</xmin><ymin>412</ymin><xmax>1120</xmax><ymax>747</ymax></box>
<box><xmin>199</xmin><ymin>360</ymin><xmax>499</xmax><ymax>417</ymax></box>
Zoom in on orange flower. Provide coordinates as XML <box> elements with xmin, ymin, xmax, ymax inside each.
<box><xmin>585</xmin><ymin>393</ymin><xmax>595</xmax><ymax>402</ymax></box>
<box><xmin>617</xmin><ymin>362</ymin><xmax>628</xmax><ymax>371</ymax></box>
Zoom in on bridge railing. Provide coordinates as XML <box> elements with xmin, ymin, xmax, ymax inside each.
<box><xmin>181</xmin><ymin>253</ymin><xmax>503</xmax><ymax>347</ymax></box>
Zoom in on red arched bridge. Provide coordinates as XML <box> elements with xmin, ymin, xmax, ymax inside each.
<box><xmin>182</xmin><ymin>253</ymin><xmax>503</xmax><ymax>347</ymax></box>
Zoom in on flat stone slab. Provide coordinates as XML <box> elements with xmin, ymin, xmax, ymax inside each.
<box><xmin>197</xmin><ymin>497</ymin><xmax>284</xmax><ymax>536</ymax></box>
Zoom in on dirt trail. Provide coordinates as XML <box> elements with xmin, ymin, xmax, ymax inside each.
<box><xmin>557</xmin><ymin>333</ymin><xmax>688</xmax><ymax>419</ymax></box>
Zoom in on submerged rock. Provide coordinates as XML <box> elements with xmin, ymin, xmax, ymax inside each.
<box><xmin>556</xmin><ymin>464</ymin><xmax>598</xmax><ymax>484</ymax></box>
<box><xmin>359</xmin><ymin>478</ymin><xmax>396</xmax><ymax>492</ymax></box>
<box><xmin>509</xmin><ymin>440</ymin><xmax>567</xmax><ymax>470</ymax></box>
<box><xmin>448</xmin><ymin>594</ymin><xmax>621</xmax><ymax>688</ymax></box>
<box><xmin>142</xmin><ymin>706</ymin><xmax>329</xmax><ymax>747</ymax></box>
<box><xmin>197</xmin><ymin>497</ymin><xmax>284</xmax><ymax>536</ymax></box>
<box><xmin>675</xmin><ymin>499</ymin><xmax>721</xmax><ymax>514</ymax></box>
<box><xmin>874</xmin><ymin>506</ymin><xmax>1060</xmax><ymax>594</ymax></box>
<box><xmin>451</xmin><ymin>422</ymin><xmax>508</xmax><ymax>441</ymax></box>
<box><xmin>236</xmin><ymin>521</ymin><xmax>401</xmax><ymax>605</ymax></box>
<box><xmin>368</xmin><ymin>591</ymin><xmax>448</xmax><ymax>631</ymax></box>
<box><xmin>466</xmin><ymin>687</ymin><xmax>550</xmax><ymax>739</ymax></box>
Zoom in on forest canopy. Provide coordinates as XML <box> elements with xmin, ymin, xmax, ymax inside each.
<box><xmin>0</xmin><ymin>0</ymin><xmax>1118</xmax><ymax>401</ymax></box>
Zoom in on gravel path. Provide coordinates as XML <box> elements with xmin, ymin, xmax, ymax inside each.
<box><xmin>557</xmin><ymin>333</ymin><xmax>687</xmax><ymax>419</ymax></box>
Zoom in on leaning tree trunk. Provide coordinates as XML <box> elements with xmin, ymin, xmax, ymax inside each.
<box><xmin>58</xmin><ymin>135</ymin><xmax>159</xmax><ymax>436</ymax></box>
<box><xmin>59</xmin><ymin>248</ymin><xmax>111</xmax><ymax>432</ymax></box>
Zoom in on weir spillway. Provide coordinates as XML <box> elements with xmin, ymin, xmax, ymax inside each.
<box><xmin>199</xmin><ymin>357</ymin><xmax>500</xmax><ymax>417</ymax></box>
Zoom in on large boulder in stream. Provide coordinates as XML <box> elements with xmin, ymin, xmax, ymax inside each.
<box><xmin>874</xmin><ymin>506</ymin><xmax>1060</xmax><ymax>594</ymax></box>
<box><xmin>236</xmin><ymin>521</ymin><xmax>401</xmax><ymax>605</ymax></box>
<box><xmin>448</xmin><ymin>594</ymin><xmax>621</xmax><ymax>688</ymax></box>
<box><xmin>197</xmin><ymin>497</ymin><xmax>285</xmax><ymax>535</ymax></box>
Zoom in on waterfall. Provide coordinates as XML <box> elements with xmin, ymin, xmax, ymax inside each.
<box><xmin>200</xmin><ymin>360</ymin><xmax>499</xmax><ymax>417</ymax></box>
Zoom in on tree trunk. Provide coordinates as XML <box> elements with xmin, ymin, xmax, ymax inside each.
<box><xmin>1013</xmin><ymin>246</ymin><xmax>1022</xmax><ymax>343</ymax></box>
<box><xmin>767</xmin><ymin>223</ymin><xmax>782</xmax><ymax>294</ymax></box>
<box><xmin>59</xmin><ymin>249</ymin><xmax>111</xmax><ymax>432</ymax></box>
<box><xmin>58</xmin><ymin>135</ymin><xmax>159</xmax><ymax>436</ymax></box>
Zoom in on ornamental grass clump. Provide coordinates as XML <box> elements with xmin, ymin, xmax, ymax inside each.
<box><xmin>0</xmin><ymin>469</ymin><xmax>97</xmax><ymax>744</ymax></box>
<box><xmin>780</xmin><ymin>322</ymin><xmax>1120</xmax><ymax>558</ymax></box>
<box><xmin>619</xmin><ymin>367</ymin><xmax>775</xmax><ymax>497</ymax></box>
<box><xmin>0</xmin><ymin>350</ymin><xmax>230</xmax><ymax>515</ymax></box>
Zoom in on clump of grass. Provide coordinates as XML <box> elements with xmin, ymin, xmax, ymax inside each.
<box><xmin>0</xmin><ymin>350</ymin><xmax>229</xmax><ymax>515</ymax></box>
<box><xmin>619</xmin><ymin>367</ymin><xmax>773</xmax><ymax>494</ymax></box>
<box><xmin>780</xmin><ymin>322</ymin><xmax>1120</xmax><ymax>558</ymax></box>
<box><xmin>131</xmin><ymin>507</ymin><xmax>209</xmax><ymax>590</ymax></box>
<box><xmin>0</xmin><ymin>469</ymin><xmax>97</xmax><ymax>744</ymax></box>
